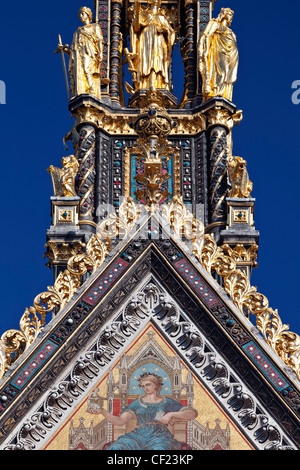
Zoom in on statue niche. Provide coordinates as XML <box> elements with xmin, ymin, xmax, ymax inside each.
<box><xmin>125</xmin><ymin>0</ymin><xmax>177</xmax><ymax>94</ymax></box>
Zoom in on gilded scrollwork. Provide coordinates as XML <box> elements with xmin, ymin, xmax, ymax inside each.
<box><xmin>97</xmin><ymin>197</ymin><xmax>144</xmax><ymax>240</ymax></box>
<box><xmin>67</xmin><ymin>234</ymin><xmax>110</xmax><ymax>277</ymax></box>
<box><xmin>1</xmin><ymin>203</ymin><xmax>300</xmax><ymax>383</ymax></box>
<box><xmin>194</xmin><ymin>234</ymin><xmax>236</xmax><ymax>278</ymax></box>
<box><xmin>161</xmin><ymin>196</ymin><xmax>204</xmax><ymax>243</ymax></box>
<box><xmin>195</xmin><ymin>234</ymin><xmax>300</xmax><ymax>381</ymax></box>
<box><xmin>255</xmin><ymin>307</ymin><xmax>300</xmax><ymax>373</ymax></box>
<box><xmin>0</xmin><ymin>234</ymin><xmax>110</xmax><ymax>380</ymax></box>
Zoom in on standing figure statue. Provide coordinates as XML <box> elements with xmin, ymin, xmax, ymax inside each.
<box><xmin>57</xmin><ymin>7</ymin><xmax>103</xmax><ymax>99</ymax></box>
<box><xmin>199</xmin><ymin>8</ymin><xmax>239</xmax><ymax>102</ymax></box>
<box><xmin>125</xmin><ymin>0</ymin><xmax>176</xmax><ymax>91</ymax></box>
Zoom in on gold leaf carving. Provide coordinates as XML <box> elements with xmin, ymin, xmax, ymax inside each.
<box><xmin>195</xmin><ymin>233</ymin><xmax>300</xmax><ymax>380</ymax></box>
<box><xmin>162</xmin><ymin>196</ymin><xmax>204</xmax><ymax>242</ymax></box>
<box><xmin>0</xmin><ymin>234</ymin><xmax>110</xmax><ymax>380</ymax></box>
<box><xmin>98</xmin><ymin>197</ymin><xmax>143</xmax><ymax>239</ymax></box>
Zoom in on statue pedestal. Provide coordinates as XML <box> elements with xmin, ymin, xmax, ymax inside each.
<box><xmin>45</xmin><ymin>197</ymin><xmax>88</xmax><ymax>280</ymax></box>
<box><xmin>128</xmin><ymin>88</ymin><xmax>178</xmax><ymax>109</ymax></box>
<box><xmin>220</xmin><ymin>197</ymin><xmax>260</xmax><ymax>280</ymax></box>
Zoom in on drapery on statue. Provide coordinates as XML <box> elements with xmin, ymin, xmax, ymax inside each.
<box><xmin>199</xmin><ymin>8</ymin><xmax>239</xmax><ymax>102</ymax></box>
<box><xmin>228</xmin><ymin>156</ymin><xmax>253</xmax><ymax>198</ymax></box>
<box><xmin>125</xmin><ymin>0</ymin><xmax>176</xmax><ymax>92</ymax></box>
<box><xmin>56</xmin><ymin>7</ymin><xmax>103</xmax><ymax>99</ymax></box>
<box><xmin>47</xmin><ymin>155</ymin><xmax>79</xmax><ymax>197</ymax></box>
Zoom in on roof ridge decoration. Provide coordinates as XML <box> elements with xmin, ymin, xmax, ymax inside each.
<box><xmin>1</xmin><ymin>195</ymin><xmax>300</xmax><ymax>383</ymax></box>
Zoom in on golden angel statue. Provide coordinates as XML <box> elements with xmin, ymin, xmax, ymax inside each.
<box><xmin>56</xmin><ymin>7</ymin><xmax>103</xmax><ymax>99</ymax></box>
<box><xmin>47</xmin><ymin>155</ymin><xmax>79</xmax><ymax>197</ymax></box>
<box><xmin>125</xmin><ymin>0</ymin><xmax>176</xmax><ymax>91</ymax></box>
<box><xmin>228</xmin><ymin>156</ymin><xmax>253</xmax><ymax>198</ymax></box>
<box><xmin>199</xmin><ymin>8</ymin><xmax>239</xmax><ymax>101</ymax></box>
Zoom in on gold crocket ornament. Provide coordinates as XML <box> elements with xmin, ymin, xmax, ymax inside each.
<box><xmin>199</xmin><ymin>8</ymin><xmax>239</xmax><ymax>101</ymax></box>
<box><xmin>57</xmin><ymin>6</ymin><xmax>104</xmax><ymax>99</ymax></box>
<box><xmin>125</xmin><ymin>0</ymin><xmax>176</xmax><ymax>91</ymax></box>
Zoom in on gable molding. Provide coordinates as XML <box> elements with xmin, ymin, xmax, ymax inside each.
<box><xmin>1</xmin><ymin>277</ymin><xmax>296</xmax><ymax>450</ymax></box>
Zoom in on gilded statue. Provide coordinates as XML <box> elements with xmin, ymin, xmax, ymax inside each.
<box><xmin>199</xmin><ymin>8</ymin><xmax>239</xmax><ymax>101</ymax></box>
<box><xmin>228</xmin><ymin>156</ymin><xmax>253</xmax><ymax>198</ymax></box>
<box><xmin>125</xmin><ymin>0</ymin><xmax>176</xmax><ymax>92</ymax></box>
<box><xmin>57</xmin><ymin>7</ymin><xmax>103</xmax><ymax>99</ymax></box>
<box><xmin>47</xmin><ymin>155</ymin><xmax>79</xmax><ymax>197</ymax></box>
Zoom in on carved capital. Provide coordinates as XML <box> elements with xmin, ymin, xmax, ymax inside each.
<box><xmin>206</xmin><ymin>107</ymin><xmax>231</xmax><ymax>132</ymax></box>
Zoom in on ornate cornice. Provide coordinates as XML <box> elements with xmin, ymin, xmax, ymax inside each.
<box><xmin>71</xmin><ymin>102</ymin><xmax>207</xmax><ymax>136</ymax></box>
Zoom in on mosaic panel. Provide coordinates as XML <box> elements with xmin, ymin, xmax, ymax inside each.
<box><xmin>83</xmin><ymin>259</ymin><xmax>128</xmax><ymax>306</ymax></box>
<box><xmin>11</xmin><ymin>340</ymin><xmax>58</xmax><ymax>390</ymax></box>
<box><xmin>243</xmin><ymin>342</ymin><xmax>288</xmax><ymax>391</ymax></box>
<box><xmin>175</xmin><ymin>259</ymin><xmax>219</xmax><ymax>306</ymax></box>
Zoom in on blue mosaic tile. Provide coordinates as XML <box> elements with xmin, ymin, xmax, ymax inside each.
<box><xmin>83</xmin><ymin>258</ymin><xmax>128</xmax><ymax>306</ymax></box>
<box><xmin>243</xmin><ymin>342</ymin><xmax>288</xmax><ymax>391</ymax></box>
<box><xmin>175</xmin><ymin>260</ymin><xmax>219</xmax><ymax>306</ymax></box>
<box><xmin>11</xmin><ymin>340</ymin><xmax>58</xmax><ymax>390</ymax></box>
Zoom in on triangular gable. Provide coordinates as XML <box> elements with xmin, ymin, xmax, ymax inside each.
<box><xmin>0</xmin><ymin>215</ymin><xmax>299</xmax><ymax>450</ymax></box>
<box><xmin>43</xmin><ymin>323</ymin><xmax>252</xmax><ymax>451</ymax></box>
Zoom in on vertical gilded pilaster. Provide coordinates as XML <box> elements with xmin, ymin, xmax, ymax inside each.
<box><xmin>76</xmin><ymin>124</ymin><xmax>97</xmax><ymax>232</ymax></box>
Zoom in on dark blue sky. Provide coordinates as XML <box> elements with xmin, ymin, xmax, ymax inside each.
<box><xmin>0</xmin><ymin>0</ymin><xmax>299</xmax><ymax>340</ymax></box>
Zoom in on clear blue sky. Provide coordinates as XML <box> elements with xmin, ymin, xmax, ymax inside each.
<box><xmin>0</xmin><ymin>0</ymin><xmax>299</xmax><ymax>340</ymax></box>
